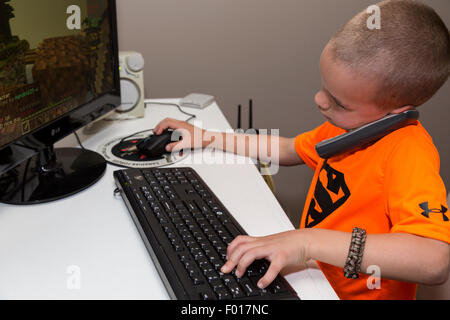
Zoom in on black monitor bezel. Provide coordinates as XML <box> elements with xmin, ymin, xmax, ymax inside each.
<box><xmin>0</xmin><ymin>0</ymin><xmax>121</xmax><ymax>151</ymax></box>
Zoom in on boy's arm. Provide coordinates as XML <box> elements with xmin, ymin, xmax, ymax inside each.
<box><xmin>221</xmin><ymin>229</ymin><xmax>450</xmax><ymax>289</ymax></box>
<box><xmin>207</xmin><ymin>132</ymin><xmax>304</xmax><ymax>166</ymax></box>
<box><xmin>154</xmin><ymin>118</ymin><xmax>304</xmax><ymax>166</ymax></box>
<box><xmin>307</xmin><ymin>229</ymin><xmax>450</xmax><ymax>286</ymax></box>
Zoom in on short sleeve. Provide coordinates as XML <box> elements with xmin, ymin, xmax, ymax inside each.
<box><xmin>385</xmin><ymin>132</ymin><xmax>449</xmax><ymax>244</ymax></box>
<box><xmin>294</xmin><ymin>121</ymin><xmax>344</xmax><ymax>170</ymax></box>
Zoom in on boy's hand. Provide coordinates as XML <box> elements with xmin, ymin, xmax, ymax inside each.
<box><xmin>220</xmin><ymin>230</ymin><xmax>310</xmax><ymax>289</ymax></box>
<box><xmin>153</xmin><ymin>118</ymin><xmax>206</xmax><ymax>152</ymax></box>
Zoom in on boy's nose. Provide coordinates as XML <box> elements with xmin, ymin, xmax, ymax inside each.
<box><xmin>315</xmin><ymin>91</ymin><xmax>330</xmax><ymax>111</ymax></box>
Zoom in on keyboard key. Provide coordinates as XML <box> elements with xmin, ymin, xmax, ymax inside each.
<box><xmin>188</xmin><ymin>269</ymin><xmax>203</xmax><ymax>285</ymax></box>
<box><xmin>216</xmin><ymin>214</ymin><xmax>230</xmax><ymax>224</ymax></box>
<box><xmin>200</xmin><ymin>291</ymin><xmax>214</xmax><ymax>300</ymax></box>
<box><xmin>172</xmin><ymin>199</ymin><xmax>186</xmax><ymax>210</ymax></box>
<box><xmin>246</xmin><ymin>265</ymin><xmax>260</xmax><ymax>277</ymax></box>
<box><xmin>205</xmin><ymin>270</ymin><xmax>220</xmax><ymax>282</ymax></box>
<box><xmin>174</xmin><ymin>243</ymin><xmax>184</xmax><ymax>252</ymax></box>
<box><xmin>199</xmin><ymin>191</ymin><xmax>211</xmax><ymax>199</ymax></box>
<box><xmin>224</xmin><ymin>223</ymin><xmax>240</xmax><ymax>238</ymax></box>
<box><xmin>161</xmin><ymin>201</ymin><xmax>174</xmax><ymax>212</ymax></box>
<box><xmin>192</xmin><ymin>276</ymin><xmax>203</xmax><ymax>285</ymax></box>
<box><xmin>248</xmin><ymin>276</ymin><xmax>270</xmax><ymax>296</ymax></box>
<box><xmin>240</xmin><ymin>278</ymin><xmax>260</xmax><ymax>297</ymax></box>
<box><xmin>216</xmin><ymin>288</ymin><xmax>231</xmax><ymax>300</ymax></box>
<box><xmin>196</xmin><ymin>202</ymin><xmax>211</xmax><ymax>214</ymax></box>
<box><xmin>221</xmin><ymin>236</ymin><xmax>233</xmax><ymax>245</ymax></box>
<box><xmin>218</xmin><ymin>249</ymin><xmax>227</xmax><ymax>260</ymax></box>
<box><xmin>179</xmin><ymin>230</ymin><xmax>191</xmax><ymax>239</ymax></box>
<box><xmin>212</xmin><ymin>261</ymin><xmax>223</xmax><ymax>271</ymax></box>
<box><xmin>210</xmin><ymin>280</ymin><xmax>225</xmax><ymax>292</ymax></box>
<box><xmin>203</xmin><ymin>245</ymin><xmax>215</xmax><ymax>256</ymax></box>
<box><xmin>185</xmin><ymin>200</ymin><xmax>197</xmax><ymax>212</ymax></box>
<box><xmin>210</xmin><ymin>219</ymin><xmax>222</xmax><ymax>229</ymax></box>
<box><xmin>149</xmin><ymin>201</ymin><xmax>159</xmax><ymax>209</ymax></box>
<box><xmin>193</xmin><ymin>251</ymin><xmax>204</xmax><ymax>260</ymax></box>
<box><xmin>267</xmin><ymin>280</ymin><xmax>288</xmax><ymax>294</ymax></box>
<box><xmin>178</xmin><ymin>253</ymin><xmax>191</xmax><ymax>262</ymax></box>
<box><xmin>228</xmin><ymin>283</ymin><xmax>245</xmax><ymax>299</ymax></box>
<box><xmin>185</xmin><ymin>239</ymin><xmax>196</xmax><ymax>248</ymax></box>
<box><xmin>198</xmin><ymin>257</ymin><xmax>210</xmax><ymax>269</ymax></box>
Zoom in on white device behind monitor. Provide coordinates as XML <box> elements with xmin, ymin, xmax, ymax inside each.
<box><xmin>106</xmin><ymin>51</ymin><xmax>145</xmax><ymax>120</ymax></box>
<box><xmin>180</xmin><ymin>93</ymin><xmax>215</xmax><ymax>109</ymax></box>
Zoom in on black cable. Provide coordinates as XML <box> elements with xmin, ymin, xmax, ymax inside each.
<box><xmin>73</xmin><ymin>131</ymin><xmax>86</xmax><ymax>150</ymax></box>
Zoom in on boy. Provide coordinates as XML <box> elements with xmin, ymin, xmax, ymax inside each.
<box><xmin>153</xmin><ymin>0</ymin><xmax>449</xmax><ymax>299</ymax></box>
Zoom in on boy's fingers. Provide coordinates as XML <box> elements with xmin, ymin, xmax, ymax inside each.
<box><xmin>226</xmin><ymin>235</ymin><xmax>253</xmax><ymax>259</ymax></box>
<box><xmin>221</xmin><ymin>236</ymin><xmax>255</xmax><ymax>273</ymax></box>
<box><xmin>153</xmin><ymin>119</ymin><xmax>168</xmax><ymax>134</ymax></box>
<box><xmin>165</xmin><ymin>141</ymin><xmax>181</xmax><ymax>152</ymax></box>
<box><xmin>235</xmin><ymin>246</ymin><xmax>265</xmax><ymax>278</ymax></box>
<box><xmin>257</xmin><ymin>261</ymin><xmax>283</xmax><ymax>289</ymax></box>
<box><xmin>220</xmin><ymin>260</ymin><xmax>236</xmax><ymax>274</ymax></box>
<box><xmin>154</xmin><ymin>118</ymin><xmax>178</xmax><ymax>134</ymax></box>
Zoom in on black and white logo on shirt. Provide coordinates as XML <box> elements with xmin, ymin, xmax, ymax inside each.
<box><xmin>305</xmin><ymin>162</ymin><xmax>351</xmax><ymax>228</ymax></box>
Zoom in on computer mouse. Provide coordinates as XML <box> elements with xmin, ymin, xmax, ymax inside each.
<box><xmin>136</xmin><ymin>130</ymin><xmax>175</xmax><ymax>158</ymax></box>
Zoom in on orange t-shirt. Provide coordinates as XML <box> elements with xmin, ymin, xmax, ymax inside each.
<box><xmin>294</xmin><ymin>121</ymin><xmax>449</xmax><ymax>300</ymax></box>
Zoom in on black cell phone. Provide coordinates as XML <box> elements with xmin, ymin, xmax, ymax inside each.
<box><xmin>315</xmin><ymin>110</ymin><xmax>419</xmax><ymax>159</ymax></box>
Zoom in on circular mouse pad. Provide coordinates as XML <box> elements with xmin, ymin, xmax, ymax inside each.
<box><xmin>97</xmin><ymin>131</ymin><xmax>187</xmax><ymax>168</ymax></box>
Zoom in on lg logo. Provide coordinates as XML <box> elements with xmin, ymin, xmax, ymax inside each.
<box><xmin>51</xmin><ymin>127</ymin><xmax>60</xmax><ymax>137</ymax></box>
<box><xmin>66</xmin><ymin>5</ymin><xmax>81</xmax><ymax>30</ymax></box>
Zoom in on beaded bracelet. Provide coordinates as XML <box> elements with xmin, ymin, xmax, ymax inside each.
<box><xmin>343</xmin><ymin>227</ymin><xmax>367</xmax><ymax>279</ymax></box>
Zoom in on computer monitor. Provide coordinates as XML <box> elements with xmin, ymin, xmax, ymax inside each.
<box><xmin>0</xmin><ymin>0</ymin><xmax>120</xmax><ymax>204</ymax></box>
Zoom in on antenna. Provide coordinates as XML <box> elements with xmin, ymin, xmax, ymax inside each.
<box><xmin>249</xmin><ymin>99</ymin><xmax>253</xmax><ymax>129</ymax></box>
<box><xmin>249</xmin><ymin>99</ymin><xmax>258</xmax><ymax>134</ymax></box>
<box><xmin>237</xmin><ymin>104</ymin><xmax>242</xmax><ymax>129</ymax></box>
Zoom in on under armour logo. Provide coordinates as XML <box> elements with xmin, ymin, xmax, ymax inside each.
<box><xmin>419</xmin><ymin>202</ymin><xmax>449</xmax><ymax>222</ymax></box>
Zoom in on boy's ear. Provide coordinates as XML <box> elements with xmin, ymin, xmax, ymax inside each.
<box><xmin>390</xmin><ymin>105</ymin><xmax>415</xmax><ymax>114</ymax></box>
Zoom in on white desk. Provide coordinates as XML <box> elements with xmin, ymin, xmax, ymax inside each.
<box><xmin>0</xmin><ymin>99</ymin><xmax>338</xmax><ymax>300</ymax></box>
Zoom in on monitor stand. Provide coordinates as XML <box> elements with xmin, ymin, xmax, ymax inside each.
<box><xmin>0</xmin><ymin>146</ymin><xmax>106</xmax><ymax>205</ymax></box>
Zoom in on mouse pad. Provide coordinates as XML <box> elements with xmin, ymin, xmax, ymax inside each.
<box><xmin>97</xmin><ymin>132</ymin><xmax>187</xmax><ymax>168</ymax></box>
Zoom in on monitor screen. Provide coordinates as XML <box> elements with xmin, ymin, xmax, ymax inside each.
<box><xmin>0</xmin><ymin>0</ymin><xmax>118</xmax><ymax>149</ymax></box>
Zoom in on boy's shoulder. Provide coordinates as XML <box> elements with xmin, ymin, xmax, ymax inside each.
<box><xmin>377</xmin><ymin>121</ymin><xmax>440</xmax><ymax>168</ymax></box>
<box><xmin>381</xmin><ymin>121</ymin><xmax>435</xmax><ymax>151</ymax></box>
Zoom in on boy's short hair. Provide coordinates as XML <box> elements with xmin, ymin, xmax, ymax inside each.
<box><xmin>329</xmin><ymin>0</ymin><xmax>449</xmax><ymax>110</ymax></box>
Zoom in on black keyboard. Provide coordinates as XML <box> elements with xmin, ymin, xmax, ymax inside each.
<box><xmin>114</xmin><ymin>167</ymin><xmax>299</xmax><ymax>300</ymax></box>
